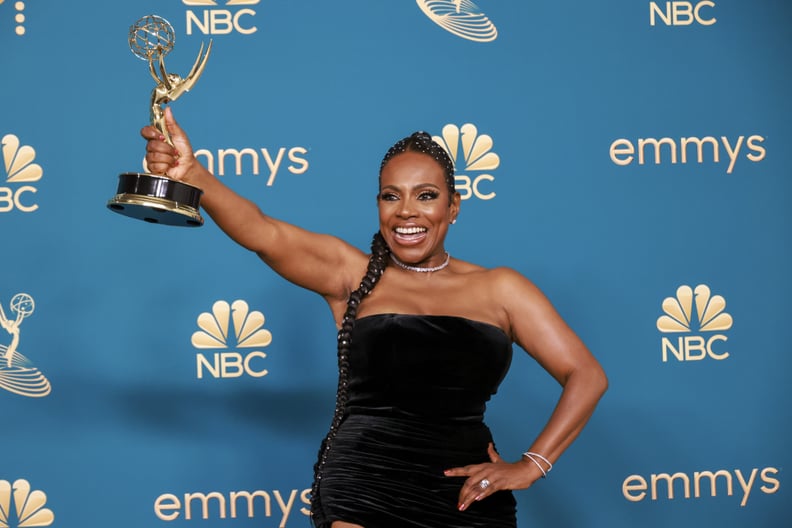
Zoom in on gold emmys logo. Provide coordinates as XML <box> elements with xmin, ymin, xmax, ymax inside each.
<box><xmin>0</xmin><ymin>479</ymin><xmax>54</xmax><ymax>527</ymax></box>
<box><xmin>183</xmin><ymin>0</ymin><xmax>260</xmax><ymax>35</ymax></box>
<box><xmin>0</xmin><ymin>0</ymin><xmax>27</xmax><ymax>36</ymax></box>
<box><xmin>154</xmin><ymin>486</ymin><xmax>311</xmax><ymax>522</ymax></box>
<box><xmin>609</xmin><ymin>134</ymin><xmax>766</xmax><ymax>174</ymax></box>
<box><xmin>192</xmin><ymin>145</ymin><xmax>309</xmax><ymax>184</ymax></box>
<box><xmin>0</xmin><ymin>294</ymin><xmax>51</xmax><ymax>398</ymax></box>
<box><xmin>416</xmin><ymin>0</ymin><xmax>497</xmax><ymax>42</ymax></box>
<box><xmin>192</xmin><ymin>300</ymin><xmax>272</xmax><ymax>379</ymax></box>
<box><xmin>433</xmin><ymin>124</ymin><xmax>500</xmax><ymax>201</ymax></box>
<box><xmin>657</xmin><ymin>284</ymin><xmax>733</xmax><ymax>362</ymax></box>
<box><xmin>1</xmin><ymin>134</ymin><xmax>42</xmax><ymax>213</ymax></box>
<box><xmin>622</xmin><ymin>465</ymin><xmax>780</xmax><ymax>506</ymax></box>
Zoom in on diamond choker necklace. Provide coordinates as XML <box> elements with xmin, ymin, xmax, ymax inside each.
<box><xmin>390</xmin><ymin>252</ymin><xmax>450</xmax><ymax>273</ymax></box>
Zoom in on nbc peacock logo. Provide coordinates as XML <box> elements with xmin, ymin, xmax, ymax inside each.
<box><xmin>0</xmin><ymin>479</ymin><xmax>54</xmax><ymax>527</ymax></box>
<box><xmin>433</xmin><ymin>123</ymin><xmax>500</xmax><ymax>201</ymax></box>
<box><xmin>657</xmin><ymin>284</ymin><xmax>733</xmax><ymax>362</ymax></box>
<box><xmin>0</xmin><ymin>294</ymin><xmax>51</xmax><ymax>398</ymax></box>
<box><xmin>1</xmin><ymin>134</ymin><xmax>42</xmax><ymax>213</ymax></box>
<box><xmin>192</xmin><ymin>300</ymin><xmax>273</xmax><ymax>379</ymax></box>
<box><xmin>416</xmin><ymin>0</ymin><xmax>497</xmax><ymax>42</ymax></box>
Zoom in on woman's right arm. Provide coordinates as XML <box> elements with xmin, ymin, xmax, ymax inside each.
<box><xmin>141</xmin><ymin>107</ymin><xmax>366</xmax><ymax>303</ymax></box>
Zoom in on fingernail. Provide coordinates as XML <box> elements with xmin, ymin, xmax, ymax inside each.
<box><xmin>158</xmin><ymin>135</ymin><xmax>165</xmax><ymax>141</ymax></box>
<box><xmin>174</xmin><ymin>160</ymin><xmax>179</xmax><ymax>166</ymax></box>
<box><xmin>475</xmin><ymin>494</ymin><xmax>483</xmax><ymax>501</ymax></box>
<box><xmin>443</xmin><ymin>470</ymin><xmax>451</xmax><ymax>476</ymax></box>
<box><xmin>458</xmin><ymin>503</ymin><xmax>465</xmax><ymax>511</ymax></box>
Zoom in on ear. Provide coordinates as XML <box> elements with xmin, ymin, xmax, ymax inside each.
<box><xmin>449</xmin><ymin>192</ymin><xmax>461</xmax><ymax>224</ymax></box>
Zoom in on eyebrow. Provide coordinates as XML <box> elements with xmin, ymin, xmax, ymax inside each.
<box><xmin>380</xmin><ymin>183</ymin><xmax>442</xmax><ymax>192</ymax></box>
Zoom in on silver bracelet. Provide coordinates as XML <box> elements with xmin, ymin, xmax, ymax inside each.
<box><xmin>522</xmin><ymin>451</ymin><xmax>553</xmax><ymax>478</ymax></box>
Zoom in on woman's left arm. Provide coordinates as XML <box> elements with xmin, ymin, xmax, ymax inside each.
<box><xmin>446</xmin><ymin>267</ymin><xmax>608</xmax><ymax>511</ymax></box>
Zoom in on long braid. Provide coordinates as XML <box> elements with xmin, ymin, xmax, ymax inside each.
<box><xmin>311</xmin><ymin>231</ymin><xmax>390</xmax><ymax>520</ymax></box>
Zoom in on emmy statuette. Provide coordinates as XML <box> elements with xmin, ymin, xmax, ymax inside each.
<box><xmin>107</xmin><ymin>15</ymin><xmax>211</xmax><ymax>227</ymax></box>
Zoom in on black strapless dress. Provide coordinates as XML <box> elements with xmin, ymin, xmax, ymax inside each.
<box><xmin>312</xmin><ymin>313</ymin><xmax>517</xmax><ymax>528</ymax></box>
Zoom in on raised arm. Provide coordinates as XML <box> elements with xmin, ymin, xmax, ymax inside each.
<box><xmin>447</xmin><ymin>268</ymin><xmax>607</xmax><ymax>510</ymax></box>
<box><xmin>141</xmin><ymin>107</ymin><xmax>367</xmax><ymax>308</ymax></box>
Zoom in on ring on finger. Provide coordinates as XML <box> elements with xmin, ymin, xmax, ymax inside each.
<box><xmin>479</xmin><ymin>478</ymin><xmax>490</xmax><ymax>490</ymax></box>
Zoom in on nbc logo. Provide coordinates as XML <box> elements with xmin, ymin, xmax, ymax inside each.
<box><xmin>1</xmin><ymin>134</ymin><xmax>42</xmax><ymax>213</ymax></box>
<box><xmin>0</xmin><ymin>0</ymin><xmax>27</xmax><ymax>36</ymax></box>
<box><xmin>416</xmin><ymin>0</ymin><xmax>497</xmax><ymax>42</ymax></box>
<box><xmin>657</xmin><ymin>284</ymin><xmax>733</xmax><ymax>362</ymax></box>
<box><xmin>193</xmin><ymin>300</ymin><xmax>272</xmax><ymax>379</ymax></box>
<box><xmin>0</xmin><ymin>479</ymin><xmax>54</xmax><ymax>527</ymax></box>
<box><xmin>183</xmin><ymin>0</ymin><xmax>259</xmax><ymax>35</ymax></box>
<box><xmin>433</xmin><ymin>124</ymin><xmax>500</xmax><ymax>200</ymax></box>
<box><xmin>0</xmin><ymin>294</ymin><xmax>51</xmax><ymax>398</ymax></box>
<box><xmin>650</xmin><ymin>1</ymin><xmax>717</xmax><ymax>27</ymax></box>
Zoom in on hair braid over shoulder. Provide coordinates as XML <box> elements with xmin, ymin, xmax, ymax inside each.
<box><xmin>310</xmin><ymin>231</ymin><xmax>390</xmax><ymax>521</ymax></box>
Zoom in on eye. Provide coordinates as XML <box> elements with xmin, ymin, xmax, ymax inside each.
<box><xmin>379</xmin><ymin>191</ymin><xmax>398</xmax><ymax>202</ymax></box>
<box><xmin>418</xmin><ymin>190</ymin><xmax>439</xmax><ymax>201</ymax></box>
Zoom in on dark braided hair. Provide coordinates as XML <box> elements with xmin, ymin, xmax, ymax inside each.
<box><xmin>379</xmin><ymin>131</ymin><xmax>456</xmax><ymax>202</ymax></box>
<box><xmin>310</xmin><ymin>231</ymin><xmax>390</xmax><ymax>521</ymax></box>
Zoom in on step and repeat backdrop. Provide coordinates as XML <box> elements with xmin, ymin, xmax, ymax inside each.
<box><xmin>1</xmin><ymin>1</ymin><xmax>789</xmax><ymax>527</ymax></box>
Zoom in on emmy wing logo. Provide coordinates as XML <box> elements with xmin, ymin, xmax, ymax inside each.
<box><xmin>0</xmin><ymin>294</ymin><xmax>50</xmax><ymax>398</ymax></box>
<box><xmin>192</xmin><ymin>300</ymin><xmax>272</xmax><ymax>379</ymax></box>
<box><xmin>416</xmin><ymin>0</ymin><xmax>497</xmax><ymax>42</ymax></box>
<box><xmin>433</xmin><ymin>124</ymin><xmax>500</xmax><ymax>201</ymax></box>
<box><xmin>183</xmin><ymin>0</ymin><xmax>260</xmax><ymax>35</ymax></box>
<box><xmin>1</xmin><ymin>135</ymin><xmax>42</xmax><ymax>213</ymax></box>
<box><xmin>0</xmin><ymin>479</ymin><xmax>54</xmax><ymax>527</ymax></box>
<box><xmin>657</xmin><ymin>284</ymin><xmax>733</xmax><ymax>362</ymax></box>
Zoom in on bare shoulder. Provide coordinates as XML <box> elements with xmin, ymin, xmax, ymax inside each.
<box><xmin>463</xmin><ymin>264</ymin><xmax>544</xmax><ymax>299</ymax></box>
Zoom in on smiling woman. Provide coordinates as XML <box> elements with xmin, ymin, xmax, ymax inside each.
<box><xmin>140</xmin><ymin>110</ymin><xmax>608</xmax><ymax>528</ymax></box>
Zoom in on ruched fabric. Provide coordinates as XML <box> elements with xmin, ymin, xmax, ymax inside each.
<box><xmin>312</xmin><ymin>314</ymin><xmax>516</xmax><ymax>528</ymax></box>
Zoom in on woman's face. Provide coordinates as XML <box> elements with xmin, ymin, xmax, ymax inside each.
<box><xmin>378</xmin><ymin>151</ymin><xmax>460</xmax><ymax>268</ymax></box>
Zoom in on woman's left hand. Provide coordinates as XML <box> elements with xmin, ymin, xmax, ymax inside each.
<box><xmin>444</xmin><ymin>443</ymin><xmax>544</xmax><ymax>511</ymax></box>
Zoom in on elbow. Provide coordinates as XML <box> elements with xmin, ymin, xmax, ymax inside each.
<box><xmin>565</xmin><ymin>361</ymin><xmax>608</xmax><ymax>400</ymax></box>
<box><xmin>586</xmin><ymin>358</ymin><xmax>609</xmax><ymax>404</ymax></box>
<box><xmin>585</xmin><ymin>358</ymin><xmax>608</xmax><ymax>398</ymax></box>
<box><xmin>595</xmin><ymin>366</ymin><xmax>609</xmax><ymax>399</ymax></box>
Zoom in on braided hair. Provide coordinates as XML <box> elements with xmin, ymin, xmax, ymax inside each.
<box><xmin>311</xmin><ymin>131</ymin><xmax>454</xmax><ymax>522</ymax></box>
<box><xmin>379</xmin><ymin>131</ymin><xmax>456</xmax><ymax>202</ymax></box>
<box><xmin>310</xmin><ymin>231</ymin><xmax>390</xmax><ymax>520</ymax></box>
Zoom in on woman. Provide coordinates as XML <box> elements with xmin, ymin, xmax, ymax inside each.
<box><xmin>142</xmin><ymin>108</ymin><xmax>608</xmax><ymax>527</ymax></box>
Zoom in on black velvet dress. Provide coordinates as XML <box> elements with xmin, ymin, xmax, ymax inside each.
<box><xmin>312</xmin><ymin>313</ymin><xmax>517</xmax><ymax>528</ymax></box>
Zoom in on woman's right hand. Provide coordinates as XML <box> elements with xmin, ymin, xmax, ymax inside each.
<box><xmin>140</xmin><ymin>106</ymin><xmax>198</xmax><ymax>183</ymax></box>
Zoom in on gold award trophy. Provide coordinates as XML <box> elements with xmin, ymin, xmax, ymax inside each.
<box><xmin>107</xmin><ymin>15</ymin><xmax>212</xmax><ymax>227</ymax></box>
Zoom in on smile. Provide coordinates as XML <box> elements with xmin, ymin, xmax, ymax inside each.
<box><xmin>395</xmin><ymin>226</ymin><xmax>427</xmax><ymax>235</ymax></box>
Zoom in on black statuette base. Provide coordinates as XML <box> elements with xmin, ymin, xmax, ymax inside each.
<box><xmin>107</xmin><ymin>172</ymin><xmax>203</xmax><ymax>227</ymax></box>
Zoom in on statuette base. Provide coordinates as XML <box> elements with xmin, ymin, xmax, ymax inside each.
<box><xmin>107</xmin><ymin>172</ymin><xmax>203</xmax><ymax>227</ymax></box>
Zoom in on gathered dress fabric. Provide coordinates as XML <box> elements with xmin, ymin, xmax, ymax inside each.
<box><xmin>312</xmin><ymin>313</ymin><xmax>517</xmax><ymax>528</ymax></box>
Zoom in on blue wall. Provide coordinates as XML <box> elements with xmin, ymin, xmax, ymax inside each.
<box><xmin>1</xmin><ymin>1</ymin><xmax>789</xmax><ymax>526</ymax></box>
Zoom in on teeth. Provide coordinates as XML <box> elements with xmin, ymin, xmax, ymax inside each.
<box><xmin>395</xmin><ymin>226</ymin><xmax>427</xmax><ymax>235</ymax></box>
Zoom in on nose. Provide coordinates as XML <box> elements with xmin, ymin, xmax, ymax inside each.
<box><xmin>397</xmin><ymin>196</ymin><xmax>417</xmax><ymax>219</ymax></box>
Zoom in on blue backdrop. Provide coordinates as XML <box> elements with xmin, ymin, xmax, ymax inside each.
<box><xmin>1</xmin><ymin>1</ymin><xmax>789</xmax><ymax>526</ymax></box>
